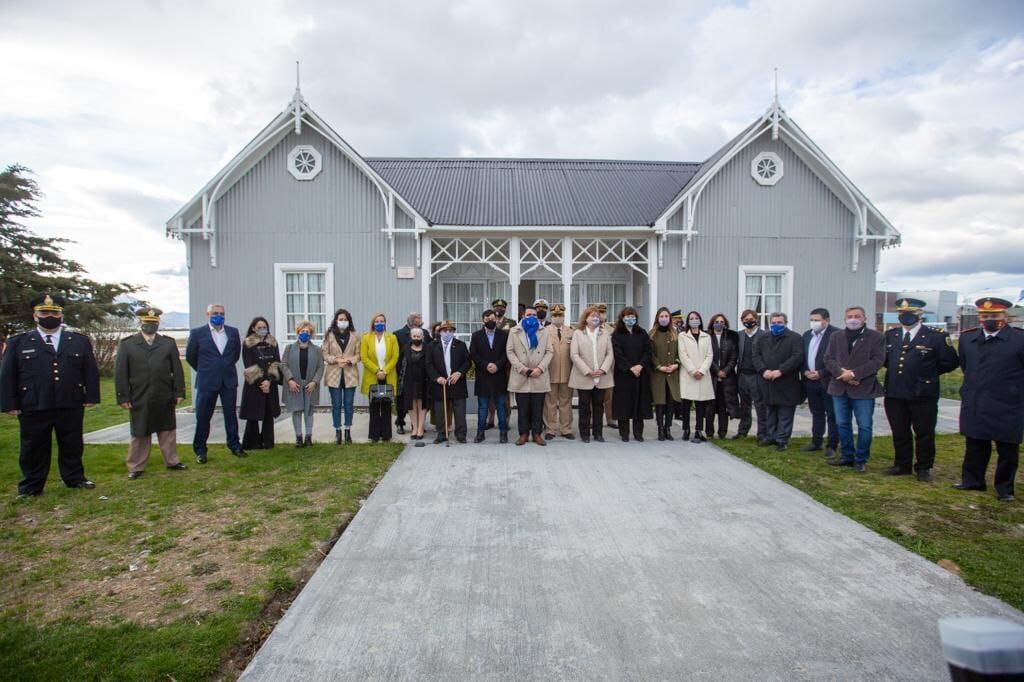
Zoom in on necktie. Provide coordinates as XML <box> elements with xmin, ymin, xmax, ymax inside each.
<box><xmin>903</xmin><ymin>332</ymin><xmax>911</xmax><ymax>347</ymax></box>
<box><xmin>45</xmin><ymin>335</ymin><xmax>54</xmax><ymax>348</ymax></box>
<box><xmin>557</xmin><ymin>328</ymin><xmax>562</xmax><ymax>341</ymax></box>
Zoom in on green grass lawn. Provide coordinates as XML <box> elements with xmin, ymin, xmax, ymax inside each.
<box><xmin>0</xmin><ymin>389</ymin><xmax>402</xmax><ymax>680</ymax></box>
<box><xmin>716</xmin><ymin>434</ymin><xmax>1023</xmax><ymax>612</ymax></box>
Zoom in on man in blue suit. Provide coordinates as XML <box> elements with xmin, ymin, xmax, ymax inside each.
<box><xmin>185</xmin><ymin>303</ymin><xmax>245</xmax><ymax>463</ymax></box>
<box><xmin>801</xmin><ymin>307</ymin><xmax>839</xmax><ymax>457</ymax></box>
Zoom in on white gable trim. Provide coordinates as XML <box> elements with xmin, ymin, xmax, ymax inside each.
<box><xmin>656</xmin><ymin>102</ymin><xmax>901</xmax><ymax>272</ymax></box>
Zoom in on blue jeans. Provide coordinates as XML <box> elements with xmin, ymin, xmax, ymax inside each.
<box><xmin>832</xmin><ymin>394</ymin><xmax>875</xmax><ymax>463</ymax></box>
<box><xmin>193</xmin><ymin>384</ymin><xmax>240</xmax><ymax>453</ymax></box>
<box><xmin>477</xmin><ymin>393</ymin><xmax>509</xmax><ymax>433</ymax></box>
<box><xmin>328</xmin><ymin>386</ymin><xmax>356</xmax><ymax>429</ymax></box>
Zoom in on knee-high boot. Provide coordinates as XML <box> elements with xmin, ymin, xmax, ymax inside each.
<box><xmin>655</xmin><ymin>405</ymin><xmax>666</xmax><ymax>441</ymax></box>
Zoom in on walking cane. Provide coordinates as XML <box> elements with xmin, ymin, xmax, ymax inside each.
<box><xmin>442</xmin><ymin>380</ymin><xmax>450</xmax><ymax>447</ymax></box>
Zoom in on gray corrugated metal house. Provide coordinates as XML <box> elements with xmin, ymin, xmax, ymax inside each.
<box><xmin>166</xmin><ymin>86</ymin><xmax>900</xmax><ymax>344</ymax></box>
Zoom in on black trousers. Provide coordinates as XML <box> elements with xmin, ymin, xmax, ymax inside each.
<box><xmin>961</xmin><ymin>437</ymin><xmax>1019</xmax><ymax>497</ymax></box>
<box><xmin>242</xmin><ymin>399</ymin><xmax>277</xmax><ymax>450</ymax></box>
<box><xmin>433</xmin><ymin>398</ymin><xmax>467</xmax><ymax>441</ymax></box>
<box><xmin>577</xmin><ymin>388</ymin><xmax>605</xmax><ymax>437</ymax></box>
<box><xmin>678</xmin><ymin>399</ymin><xmax>708</xmax><ymax>432</ymax></box>
<box><xmin>369</xmin><ymin>399</ymin><xmax>393</xmax><ymax>441</ymax></box>
<box><xmin>884</xmin><ymin>397</ymin><xmax>938</xmax><ymax>472</ymax></box>
<box><xmin>806</xmin><ymin>379</ymin><xmax>838</xmax><ymax>448</ymax></box>
<box><xmin>737</xmin><ymin>372</ymin><xmax>768</xmax><ymax>438</ymax></box>
<box><xmin>394</xmin><ymin>392</ymin><xmax>407</xmax><ymax>427</ymax></box>
<box><xmin>516</xmin><ymin>392</ymin><xmax>545</xmax><ymax>436</ymax></box>
<box><xmin>765</xmin><ymin>404</ymin><xmax>797</xmax><ymax>446</ymax></box>
<box><xmin>18</xmin><ymin>407</ymin><xmax>87</xmax><ymax>494</ymax></box>
<box><xmin>706</xmin><ymin>385</ymin><xmax>731</xmax><ymax>436</ymax></box>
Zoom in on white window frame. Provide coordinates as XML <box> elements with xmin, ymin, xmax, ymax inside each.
<box><xmin>274</xmin><ymin>263</ymin><xmax>335</xmax><ymax>341</ymax></box>
<box><xmin>738</xmin><ymin>265</ymin><xmax>793</xmax><ymax>329</ymax></box>
<box><xmin>438</xmin><ymin>279</ymin><xmax>488</xmax><ymax>343</ymax></box>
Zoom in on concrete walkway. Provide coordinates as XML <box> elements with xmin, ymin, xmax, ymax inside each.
<box><xmin>241</xmin><ymin>439</ymin><xmax>1021</xmax><ymax>681</ymax></box>
<box><xmin>84</xmin><ymin>398</ymin><xmax>963</xmax><ymax>445</ymax></box>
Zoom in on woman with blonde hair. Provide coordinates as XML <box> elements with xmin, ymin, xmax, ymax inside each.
<box><xmin>360</xmin><ymin>312</ymin><xmax>400</xmax><ymax>442</ymax></box>
<box><xmin>649</xmin><ymin>306</ymin><xmax>681</xmax><ymax>441</ymax></box>
<box><xmin>569</xmin><ymin>305</ymin><xmax>614</xmax><ymax>443</ymax></box>
<box><xmin>281</xmin><ymin>320</ymin><xmax>324</xmax><ymax>447</ymax></box>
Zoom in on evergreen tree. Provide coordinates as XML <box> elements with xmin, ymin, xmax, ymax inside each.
<box><xmin>0</xmin><ymin>164</ymin><xmax>139</xmax><ymax>337</ymax></box>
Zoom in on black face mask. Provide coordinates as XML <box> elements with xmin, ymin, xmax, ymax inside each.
<box><xmin>982</xmin><ymin>319</ymin><xmax>1002</xmax><ymax>333</ymax></box>
<box><xmin>484</xmin><ymin>320</ymin><xmax>496</xmax><ymax>330</ymax></box>
<box><xmin>536</xmin><ymin>310</ymin><xmax>547</xmax><ymax>320</ymax></box>
<box><xmin>494</xmin><ymin>308</ymin><xmax>506</xmax><ymax>318</ymax></box>
<box><xmin>898</xmin><ymin>312</ymin><xmax>919</xmax><ymax>327</ymax></box>
<box><xmin>742</xmin><ymin>319</ymin><xmax>757</xmax><ymax>329</ymax></box>
<box><xmin>38</xmin><ymin>316</ymin><xmax>62</xmax><ymax>330</ymax></box>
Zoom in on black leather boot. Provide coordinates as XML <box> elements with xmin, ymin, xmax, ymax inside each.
<box><xmin>335</xmin><ymin>429</ymin><xmax>343</xmax><ymax>445</ymax></box>
<box><xmin>655</xmin><ymin>406</ymin><xmax>666</xmax><ymax>441</ymax></box>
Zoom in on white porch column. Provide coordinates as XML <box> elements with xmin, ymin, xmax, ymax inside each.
<box><xmin>647</xmin><ymin>235</ymin><xmax>658</xmax><ymax>322</ymax></box>
<box><xmin>561</xmin><ymin>236</ymin><xmax>572</xmax><ymax>315</ymax></box>
<box><xmin>420</xmin><ymin>235</ymin><xmax>432</xmax><ymax>325</ymax></box>
<box><xmin>509</xmin><ymin>236</ymin><xmax>521</xmax><ymax>319</ymax></box>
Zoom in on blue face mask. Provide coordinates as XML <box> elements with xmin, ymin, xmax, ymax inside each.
<box><xmin>521</xmin><ymin>316</ymin><xmax>539</xmax><ymax>332</ymax></box>
<box><xmin>209</xmin><ymin>314</ymin><xmax>225</xmax><ymax>327</ymax></box>
<box><xmin>374</xmin><ymin>322</ymin><xmax>386</xmax><ymax>333</ymax></box>
<box><xmin>440</xmin><ymin>331</ymin><xmax>455</xmax><ymax>344</ymax></box>
<box><xmin>297</xmin><ymin>331</ymin><xmax>311</xmax><ymax>343</ymax></box>
<box><xmin>770</xmin><ymin>323</ymin><xmax>786</xmax><ymax>336</ymax></box>
<box><xmin>624</xmin><ymin>316</ymin><xmax>637</xmax><ymax>328</ymax></box>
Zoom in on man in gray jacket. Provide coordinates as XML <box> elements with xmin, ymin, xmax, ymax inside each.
<box><xmin>825</xmin><ymin>306</ymin><xmax>886</xmax><ymax>472</ymax></box>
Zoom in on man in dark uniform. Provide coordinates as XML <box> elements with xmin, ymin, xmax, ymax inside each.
<box><xmin>882</xmin><ymin>298</ymin><xmax>959</xmax><ymax>481</ymax></box>
<box><xmin>0</xmin><ymin>294</ymin><xmax>100</xmax><ymax>496</ymax></box>
<box><xmin>952</xmin><ymin>297</ymin><xmax>1023</xmax><ymax>503</ymax></box>
<box><xmin>492</xmin><ymin>299</ymin><xmax>516</xmax><ymax>332</ymax></box>
<box><xmin>534</xmin><ymin>298</ymin><xmax>550</xmax><ymax>326</ymax></box>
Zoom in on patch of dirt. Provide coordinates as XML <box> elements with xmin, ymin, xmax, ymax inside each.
<box><xmin>938</xmin><ymin>559</ymin><xmax>962</xmax><ymax>577</ymax></box>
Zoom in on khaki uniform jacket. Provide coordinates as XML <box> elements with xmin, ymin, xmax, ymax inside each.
<box><xmin>678</xmin><ymin>330</ymin><xmax>715</xmax><ymax>401</ymax></box>
<box><xmin>568</xmin><ymin>326</ymin><xmax>615</xmax><ymax>390</ymax></box>
<box><xmin>322</xmin><ymin>330</ymin><xmax>361</xmax><ymax>389</ymax></box>
<box><xmin>506</xmin><ymin>325</ymin><xmax>554</xmax><ymax>393</ymax></box>
<box><xmin>547</xmin><ymin>324</ymin><xmax>574</xmax><ymax>384</ymax></box>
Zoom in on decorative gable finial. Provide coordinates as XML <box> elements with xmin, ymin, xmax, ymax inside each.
<box><xmin>290</xmin><ymin>60</ymin><xmax>306</xmax><ymax>135</ymax></box>
<box><xmin>770</xmin><ymin>67</ymin><xmax>781</xmax><ymax>140</ymax></box>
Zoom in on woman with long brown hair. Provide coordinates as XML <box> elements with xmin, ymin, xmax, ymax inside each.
<box><xmin>611</xmin><ymin>306</ymin><xmax>653</xmax><ymax>442</ymax></box>
<box><xmin>649</xmin><ymin>306</ymin><xmax>680</xmax><ymax>441</ymax></box>
<box><xmin>705</xmin><ymin>312</ymin><xmax>739</xmax><ymax>439</ymax></box>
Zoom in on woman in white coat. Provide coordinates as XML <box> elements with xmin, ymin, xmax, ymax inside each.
<box><xmin>678</xmin><ymin>310</ymin><xmax>714</xmax><ymax>443</ymax></box>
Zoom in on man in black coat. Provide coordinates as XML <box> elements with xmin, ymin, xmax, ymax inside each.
<box><xmin>752</xmin><ymin>312</ymin><xmax>805</xmax><ymax>451</ymax></box>
<box><xmin>469</xmin><ymin>309</ymin><xmax>509</xmax><ymax>443</ymax></box>
<box><xmin>824</xmin><ymin>306</ymin><xmax>886</xmax><ymax>472</ymax></box>
<box><xmin>427</xmin><ymin>320</ymin><xmax>470</xmax><ymax>444</ymax></box>
<box><xmin>735</xmin><ymin>309</ymin><xmax>769</xmax><ymax>441</ymax></box>
<box><xmin>802</xmin><ymin>307</ymin><xmax>840</xmax><ymax>457</ymax></box>
<box><xmin>0</xmin><ymin>294</ymin><xmax>100</xmax><ymax>496</ymax></box>
<box><xmin>882</xmin><ymin>298</ymin><xmax>959</xmax><ymax>481</ymax></box>
<box><xmin>393</xmin><ymin>312</ymin><xmax>431</xmax><ymax>435</ymax></box>
<box><xmin>952</xmin><ymin>297</ymin><xmax>1024</xmax><ymax>503</ymax></box>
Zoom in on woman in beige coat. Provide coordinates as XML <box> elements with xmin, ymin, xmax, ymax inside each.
<box><xmin>569</xmin><ymin>306</ymin><xmax>615</xmax><ymax>443</ymax></box>
<box><xmin>506</xmin><ymin>306</ymin><xmax>553</xmax><ymax>446</ymax></box>
<box><xmin>678</xmin><ymin>310</ymin><xmax>715</xmax><ymax>443</ymax></box>
<box><xmin>322</xmin><ymin>308</ymin><xmax>361</xmax><ymax>444</ymax></box>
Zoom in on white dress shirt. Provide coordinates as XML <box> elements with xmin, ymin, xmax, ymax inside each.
<box><xmin>38</xmin><ymin>326</ymin><xmax>63</xmax><ymax>351</ymax></box>
<box><xmin>807</xmin><ymin>329</ymin><xmax>824</xmax><ymax>371</ymax></box>
<box><xmin>902</xmin><ymin>322</ymin><xmax>923</xmax><ymax>343</ymax></box>
<box><xmin>209</xmin><ymin>323</ymin><xmax>227</xmax><ymax>354</ymax></box>
<box><xmin>443</xmin><ymin>340</ymin><xmax>453</xmax><ymax>375</ymax></box>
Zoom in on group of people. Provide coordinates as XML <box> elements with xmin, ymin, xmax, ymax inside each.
<box><xmin>0</xmin><ymin>293</ymin><xmax>1020</xmax><ymax>504</ymax></box>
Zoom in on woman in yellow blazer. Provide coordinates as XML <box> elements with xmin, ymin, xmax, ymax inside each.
<box><xmin>360</xmin><ymin>312</ymin><xmax>400</xmax><ymax>442</ymax></box>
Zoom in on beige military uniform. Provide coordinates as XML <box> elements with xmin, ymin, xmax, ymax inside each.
<box><xmin>543</xmin><ymin>311</ymin><xmax>575</xmax><ymax>436</ymax></box>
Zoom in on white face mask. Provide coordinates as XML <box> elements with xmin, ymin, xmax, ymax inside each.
<box><xmin>809</xmin><ymin>320</ymin><xmax>823</xmax><ymax>332</ymax></box>
<box><xmin>845</xmin><ymin>318</ymin><xmax>864</xmax><ymax>331</ymax></box>
<box><xmin>337</xmin><ymin>320</ymin><xmax>349</xmax><ymax>330</ymax></box>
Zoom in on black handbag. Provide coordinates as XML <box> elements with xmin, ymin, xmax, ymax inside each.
<box><xmin>369</xmin><ymin>381</ymin><xmax>394</xmax><ymax>404</ymax></box>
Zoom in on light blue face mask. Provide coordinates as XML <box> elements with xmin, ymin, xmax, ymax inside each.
<box><xmin>440</xmin><ymin>331</ymin><xmax>455</xmax><ymax>344</ymax></box>
<box><xmin>624</xmin><ymin>316</ymin><xmax>637</xmax><ymax>328</ymax></box>
<box><xmin>298</xmin><ymin>331</ymin><xmax>311</xmax><ymax>343</ymax></box>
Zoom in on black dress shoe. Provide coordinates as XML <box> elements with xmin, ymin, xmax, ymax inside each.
<box><xmin>17</xmin><ymin>490</ymin><xmax>42</xmax><ymax>499</ymax></box>
<box><xmin>717</xmin><ymin>432</ymin><xmax>727</xmax><ymax>440</ymax></box>
<box><xmin>757</xmin><ymin>439</ymin><xmax>774</xmax><ymax>448</ymax></box>
<box><xmin>824</xmin><ymin>447</ymin><xmax>837</xmax><ymax>460</ymax></box>
<box><xmin>853</xmin><ymin>463</ymin><xmax>867</xmax><ymax>473</ymax></box>
<box><xmin>828</xmin><ymin>459</ymin><xmax>854</xmax><ymax>467</ymax></box>
<box><xmin>563</xmin><ymin>433</ymin><xmax>575</xmax><ymax>440</ymax></box>
<box><xmin>456</xmin><ymin>437</ymin><xmax>467</xmax><ymax>444</ymax></box>
<box><xmin>196</xmin><ymin>453</ymin><xmax>208</xmax><ymax>464</ymax></box>
<box><xmin>916</xmin><ymin>469</ymin><xmax>932</xmax><ymax>482</ymax></box>
<box><xmin>607</xmin><ymin>421</ymin><xmax>619</xmax><ymax>429</ymax></box>
<box><xmin>128</xmin><ymin>471</ymin><xmax>144</xmax><ymax>480</ymax></box>
<box><xmin>231</xmin><ymin>448</ymin><xmax>248</xmax><ymax>458</ymax></box>
<box><xmin>593</xmin><ymin>434</ymin><xmax>605</xmax><ymax>442</ymax></box>
<box><xmin>67</xmin><ymin>480</ymin><xmax>96</xmax><ymax>489</ymax></box>
<box><xmin>801</xmin><ymin>443</ymin><xmax>822</xmax><ymax>452</ymax></box>
<box><xmin>474</xmin><ymin>431</ymin><xmax>486</xmax><ymax>443</ymax></box>
<box><xmin>884</xmin><ymin>466</ymin><xmax>912</xmax><ymax>476</ymax></box>
<box><xmin>634</xmin><ymin>434</ymin><xmax>644</xmax><ymax>443</ymax></box>
<box><xmin>499</xmin><ymin>432</ymin><xmax>508</xmax><ymax>444</ymax></box>
<box><xmin>998</xmin><ymin>494</ymin><xmax>1015</xmax><ymax>503</ymax></box>
<box><xmin>580</xmin><ymin>435</ymin><xmax>591</xmax><ymax>443</ymax></box>
<box><xmin>544</xmin><ymin>432</ymin><xmax>555</xmax><ymax>441</ymax></box>
<box><xmin>485</xmin><ymin>421</ymin><xmax>495</xmax><ymax>430</ymax></box>
<box><xmin>396</xmin><ymin>425</ymin><xmax>406</xmax><ymax>435</ymax></box>
<box><xmin>433</xmin><ymin>435</ymin><xmax>447</xmax><ymax>444</ymax></box>
<box><xmin>682</xmin><ymin>430</ymin><xmax>691</xmax><ymax>441</ymax></box>
<box><xmin>952</xmin><ymin>482</ymin><xmax>986</xmax><ymax>491</ymax></box>
<box><xmin>167</xmin><ymin>463</ymin><xmax>188</xmax><ymax>471</ymax></box>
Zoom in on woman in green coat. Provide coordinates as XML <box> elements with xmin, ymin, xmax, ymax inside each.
<box><xmin>649</xmin><ymin>306</ymin><xmax>681</xmax><ymax>441</ymax></box>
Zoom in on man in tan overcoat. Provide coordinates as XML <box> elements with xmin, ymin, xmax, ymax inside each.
<box><xmin>506</xmin><ymin>305</ymin><xmax>553</xmax><ymax>446</ymax></box>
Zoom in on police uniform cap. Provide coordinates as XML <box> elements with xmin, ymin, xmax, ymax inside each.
<box><xmin>975</xmin><ymin>297</ymin><xmax>1012</xmax><ymax>313</ymax></box>
<box><xmin>31</xmin><ymin>294</ymin><xmax>65</xmax><ymax>313</ymax></box>
<box><xmin>135</xmin><ymin>306</ymin><xmax>163</xmax><ymax>323</ymax></box>
<box><xmin>895</xmin><ymin>298</ymin><xmax>927</xmax><ymax>312</ymax></box>
<box><xmin>670</xmin><ymin>310</ymin><xmax>683</xmax><ymax>320</ymax></box>
<box><xmin>550</xmin><ymin>303</ymin><xmax>566</xmax><ymax>315</ymax></box>
<box><xmin>533</xmin><ymin>298</ymin><xmax>549</xmax><ymax>310</ymax></box>
<box><xmin>491</xmin><ymin>298</ymin><xmax>508</xmax><ymax>308</ymax></box>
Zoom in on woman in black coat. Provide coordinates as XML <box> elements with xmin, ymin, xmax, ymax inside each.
<box><xmin>706</xmin><ymin>313</ymin><xmax>740</xmax><ymax>439</ymax></box>
<box><xmin>611</xmin><ymin>306</ymin><xmax>654</xmax><ymax>442</ymax></box>
<box><xmin>240</xmin><ymin>316</ymin><xmax>282</xmax><ymax>450</ymax></box>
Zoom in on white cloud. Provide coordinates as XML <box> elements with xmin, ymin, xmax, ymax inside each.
<box><xmin>1</xmin><ymin>0</ymin><xmax>1022</xmax><ymax>312</ymax></box>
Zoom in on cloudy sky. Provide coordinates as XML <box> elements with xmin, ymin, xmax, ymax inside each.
<box><xmin>2</xmin><ymin>0</ymin><xmax>1022</xmax><ymax>314</ymax></box>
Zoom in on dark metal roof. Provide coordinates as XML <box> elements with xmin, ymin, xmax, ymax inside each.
<box><xmin>365</xmin><ymin>157</ymin><xmax>702</xmax><ymax>226</ymax></box>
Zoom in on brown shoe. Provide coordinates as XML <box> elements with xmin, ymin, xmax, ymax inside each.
<box><xmin>516</xmin><ymin>434</ymin><xmax>529</xmax><ymax>446</ymax></box>
<box><xmin>533</xmin><ymin>435</ymin><xmax>547</xmax><ymax>446</ymax></box>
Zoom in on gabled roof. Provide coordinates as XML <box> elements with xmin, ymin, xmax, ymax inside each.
<box><xmin>366</xmin><ymin>158</ymin><xmax>701</xmax><ymax>227</ymax></box>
